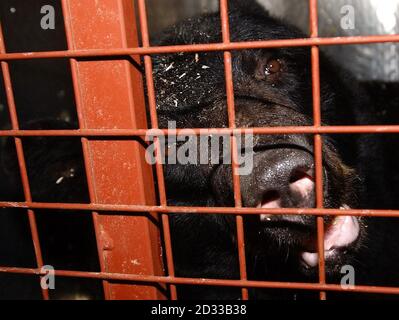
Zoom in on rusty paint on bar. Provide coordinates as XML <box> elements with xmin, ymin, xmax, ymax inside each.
<box><xmin>309</xmin><ymin>0</ymin><xmax>326</xmax><ymax>300</ymax></box>
<box><xmin>60</xmin><ymin>0</ymin><xmax>109</xmax><ymax>297</ymax></box>
<box><xmin>0</xmin><ymin>23</ymin><xmax>49</xmax><ymax>300</ymax></box>
<box><xmin>61</xmin><ymin>0</ymin><xmax>164</xmax><ymax>300</ymax></box>
<box><xmin>220</xmin><ymin>0</ymin><xmax>248</xmax><ymax>300</ymax></box>
<box><xmin>2</xmin><ymin>201</ymin><xmax>399</xmax><ymax>217</ymax></box>
<box><xmin>1</xmin><ymin>265</ymin><xmax>399</xmax><ymax>296</ymax></box>
<box><xmin>1</xmin><ymin>35</ymin><xmax>399</xmax><ymax>61</ymax></box>
<box><xmin>137</xmin><ymin>0</ymin><xmax>177</xmax><ymax>300</ymax></box>
<box><xmin>4</xmin><ymin>125</ymin><xmax>399</xmax><ymax>136</ymax></box>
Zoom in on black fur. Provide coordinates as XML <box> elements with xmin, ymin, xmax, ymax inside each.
<box><xmin>151</xmin><ymin>4</ymin><xmax>399</xmax><ymax>299</ymax></box>
<box><xmin>1</xmin><ymin>3</ymin><xmax>399</xmax><ymax>300</ymax></box>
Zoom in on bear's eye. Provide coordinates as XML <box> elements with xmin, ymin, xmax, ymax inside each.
<box><xmin>265</xmin><ymin>59</ymin><xmax>282</xmax><ymax>75</ymax></box>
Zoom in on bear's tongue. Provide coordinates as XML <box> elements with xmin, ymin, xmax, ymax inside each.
<box><xmin>301</xmin><ymin>214</ymin><xmax>360</xmax><ymax>268</ymax></box>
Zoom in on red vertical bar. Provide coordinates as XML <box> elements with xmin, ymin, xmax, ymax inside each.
<box><xmin>137</xmin><ymin>0</ymin><xmax>178</xmax><ymax>300</ymax></box>
<box><xmin>309</xmin><ymin>0</ymin><xmax>327</xmax><ymax>300</ymax></box>
<box><xmin>0</xmin><ymin>24</ymin><xmax>49</xmax><ymax>300</ymax></box>
<box><xmin>61</xmin><ymin>0</ymin><xmax>165</xmax><ymax>300</ymax></box>
<box><xmin>220</xmin><ymin>0</ymin><xmax>248</xmax><ymax>300</ymax></box>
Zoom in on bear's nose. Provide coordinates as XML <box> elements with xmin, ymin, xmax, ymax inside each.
<box><xmin>241</xmin><ymin>148</ymin><xmax>315</xmax><ymax>216</ymax></box>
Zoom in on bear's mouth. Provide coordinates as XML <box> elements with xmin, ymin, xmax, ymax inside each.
<box><xmin>252</xmin><ymin>165</ymin><xmax>360</xmax><ymax>268</ymax></box>
<box><xmin>256</xmin><ymin>172</ymin><xmax>360</xmax><ymax>269</ymax></box>
<box><xmin>299</xmin><ymin>211</ymin><xmax>360</xmax><ymax>268</ymax></box>
<box><xmin>257</xmin><ymin>207</ymin><xmax>361</xmax><ymax>269</ymax></box>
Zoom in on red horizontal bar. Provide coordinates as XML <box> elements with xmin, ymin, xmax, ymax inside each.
<box><xmin>1</xmin><ymin>125</ymin><xmax>399</xmax><ymax>137</ymax></box>
<box><xmin>0</xmin><ymin>265</ymin><xmax>398</xmax><ymax>295</ymax></box>
<box><xmin>0</xmin><ymin>34</ymin><xmax>399</xmax><ymax>61</ymax></box>
<box><xmin>1</xmin><ymin>201</ymin><xmax>399</xmax><ymax>217</ymax></box>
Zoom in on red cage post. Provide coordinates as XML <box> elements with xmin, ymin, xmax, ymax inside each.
<box><xmin>61</xmin><ymin>0</ymin><xmax>165</xmax><ymax>300</ymax></box>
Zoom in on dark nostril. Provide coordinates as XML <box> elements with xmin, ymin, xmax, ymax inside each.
<box><xmin>289</xmin><ymin>168</ymin><xmax>314</xmax><ymax>184</ymax></box>
<box><xmin>262</xmin><ymin>190</ymin><xmax>280</xmax><ymax>204</ymax></box>
<box><xmin>258</xmin><ymin>190</ymin><xmax>281</xmax><ymax>209</ymax></box>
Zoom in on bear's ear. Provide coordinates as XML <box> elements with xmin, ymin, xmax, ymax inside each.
<box><xmin>228</xmin><ymin>0</ymin><xmax>270</xmax><ymax>17</ymax></box>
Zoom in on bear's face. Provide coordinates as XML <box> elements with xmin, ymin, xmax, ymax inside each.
<box><xmin>154</xmin><ymin>10</ymin><xmax>367</xmax><ymax>280</ymax></box>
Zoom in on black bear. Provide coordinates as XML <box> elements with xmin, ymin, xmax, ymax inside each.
<box><xmin>151</xmin><ymin>1</ymin><xmax>399</xmax><ymax>299</ymax></box>
<box><xmin>1</xmin><ymin>1</ymin><xmax>399</xmax><ymax>299</ymax></box>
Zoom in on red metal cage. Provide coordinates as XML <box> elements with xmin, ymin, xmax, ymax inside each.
<box><xmin>1</xmin><ymin>0</ymin><xmax>399</xmax><ymax>300</ymax></box>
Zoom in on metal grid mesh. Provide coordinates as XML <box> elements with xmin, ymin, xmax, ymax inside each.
<box><xmin>1</xmin><ymin>0</ymin><xmax>399</xmax><ymax>300</ymax></box>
